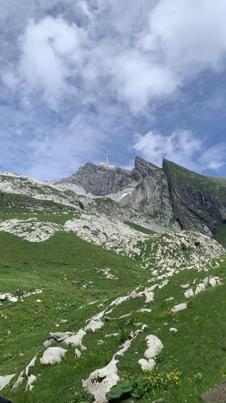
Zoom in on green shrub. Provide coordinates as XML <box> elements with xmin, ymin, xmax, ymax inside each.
<box><xmin>106</xmin><ymin>380</ymin><xmax>133</xmax><ymax>400</ymax></box>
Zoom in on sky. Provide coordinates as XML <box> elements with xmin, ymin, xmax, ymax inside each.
<box><xmin>1</xmin><ymin>0</ymin><xmax>226</xmax><ymax>179</ymax></box>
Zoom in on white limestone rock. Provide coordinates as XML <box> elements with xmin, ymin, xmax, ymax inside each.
<box><xmin>180</xmin><ymin>284</ymin><xmax>190</xmax><ymax>289</ymax></box>
<box><xmin>171</xmin><ymin>303</ymin><xmax>187</xmax><ymax>313</ymax></box>
<box><xmin>144</xmin><ymin>335</ymin><xmax>163</xmax><ymax>359</ymax></box>
<box><xmin>63</xmin><ymin>330</ymin><xmax>86</xmax><ymax>347</ymax></box>
<box><xmin>83</xmin><ymin>327</ymin><xmax>145</xmax><ymax>402</ymax></box>
<box><xmin>184</xmin><ymin>289</ymin><xmax>194</xmax><ymax>299</ymax></box>
<box><xmin>138</xmin><ymin>358</ymin><xmax>156</xmax><ymax>371</ymax></box>
<box><xmin>0</xmin><ymin>374</ymin><xmax>15</xmax><ymax>390</ymax></box>
<box><xmin>64</xmin><ymin>214</ymin><xmax>148</xmax><ymax>258</ymax></box>
<box><xmin>40</xmin><ymin>347</ymin><xmax>67</xmax><ymax>365</ymax></box>
<box><xmin>75</xmin><ymin>349</ymin><xmax>81</xmax><ymax>359</ymax></box>
<box><xmin>0</xmin><ymin>219</ymin><xmax>61</xmax><ymax>242</ymax></box>
<box><xmin>138</xmin><ymin>334</ymin><xmax>163</xmax><ymax>372</ymax></box>
<box><xmin>83</xmin><ymin>358</ymin><xmax>119</xmax><ymax>403</ymax></box>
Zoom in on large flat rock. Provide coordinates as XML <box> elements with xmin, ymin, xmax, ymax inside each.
<box><xmin>202</xmin><ymin>380</ymin><xmax>226</xmax><ymax>402</ymax></box>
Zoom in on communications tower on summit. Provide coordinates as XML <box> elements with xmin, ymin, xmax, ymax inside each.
<box><xmin>99</xmin><ymin>153</ymin><xmax>115</xmax><ymax>169</ymax></box>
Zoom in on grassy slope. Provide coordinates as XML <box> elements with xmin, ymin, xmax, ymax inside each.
<box><xmin>215</xmin><ymin>223</ymin><xmax>226</xmax><ymax>248</ymax></box>
<box><xmin>164</xmin><ymin>160</ymin><xmax>226</xmax><ymax>200</ymax></box>
<box><xmin>0</xmin><ymin>191</ymin><xmax>78</xmax><ymax>216</ymax></box>
<box><xmin>0</xmin><ymin>212</ymin><xmax>225</xmax><ymax>402</ymax></box>
<box><xmin>0</xmin><ymin>227</ymin><xmax>147</xmax><ymax>402</ymax></box>
<box><xmin>125</xmin><ymin>221</ymin><xmax>155</xmax><ymax>235</ymax></box>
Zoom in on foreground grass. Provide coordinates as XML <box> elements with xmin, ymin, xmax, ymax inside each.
<box><xmin>0</xmin><ymin>220</ymin><xmax>226</xmax><ymax>402</ymax></box>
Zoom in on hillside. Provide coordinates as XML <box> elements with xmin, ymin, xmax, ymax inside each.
<box><xmin>0</xmin><ymin>161</ymin><xmax>226</xmax><ymax>402</ymax></box>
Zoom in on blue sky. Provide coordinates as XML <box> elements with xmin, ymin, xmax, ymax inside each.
<box><xmin>1</xmin><ymin>0</ymin><xmax>226</xmax><ymax>179</ymax></box>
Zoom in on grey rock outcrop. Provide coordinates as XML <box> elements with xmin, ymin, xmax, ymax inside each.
<box><xmin>61</xmin><ymin>163</ymin><xmax>134</xmax><ymax>196</ymax></box>
<box><xmin>130</xmin><ymin>157</ymin><xmax>174</xmax><ymax>220</ymax></box>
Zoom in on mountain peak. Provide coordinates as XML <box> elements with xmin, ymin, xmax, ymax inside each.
<box><xmin>134</xmin><ymin>156</ymin><xmax>160</xmax><ymax>174</ymax></box>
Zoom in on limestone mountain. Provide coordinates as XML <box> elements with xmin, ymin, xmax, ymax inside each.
<box><xmin>60</xmin><ymin>156</ymin><xmax>226</xmax><ymax>238</ymax></box>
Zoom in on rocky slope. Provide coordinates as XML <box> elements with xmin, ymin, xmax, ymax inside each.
<box><xmin>60</xmin><ymin>157</ymin><xmax>226</xmax><ymax>238</ymax></box>
<box><xmin>60</xmin><ymin>157</ymin><xmax>177</xmax><ymax>229</ymax></box>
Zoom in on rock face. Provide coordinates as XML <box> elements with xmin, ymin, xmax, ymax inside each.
<box><xmin>61</xmin><ymin>157</ymin><xmax>226</xmax><ymax>236</ymax></box>
<box><xmin>163</xmin><ymin>159</ymin><xmax>226</xmax><ymax>235</ymax></box>
<box><xmin>127</xmin><ymin>157</ymin><xmax>174</xmax><ymax>222</ymax></box>
<box><xmin>62</xmin><ymin>157</ymin><xmax>175</xmax><ymax>225</ymax></box>
<box><xmin>61</xmin><ymin>163</ymin><xmax>134</xmax><ymax>196</ymax></box>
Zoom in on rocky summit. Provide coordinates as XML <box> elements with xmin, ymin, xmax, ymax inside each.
<box><xmin>0</xmin><ymin>157</ymin><xmax>226</xmax><ymax>402</ymax></box>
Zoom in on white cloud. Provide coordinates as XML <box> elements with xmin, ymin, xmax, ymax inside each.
<box><xmin>143</xmin><ymin>0</ymin><xmax>226</xmax><ymax>74</ymax></box>
<box><xmin>19</xmin><ymin>16</ymin><xmax>88</xmax><ymax>109</ymax></box>
<box><xmin>1</xmin><ymin>0</ymin><xmax>226</xmax><ymax>178</ymax></box>
<box><xmin>109</xmin><ymin>50</ymin><xmax>178</xmax><ymax>113</ymax></box>
<box><xmin>83</xmin><ymin>0</ymin><xmax>226</xmax><ymax>112</ymax></box>
<box><xmin>14</xmin><ymin>0</ymin><xmax>226</xmax><ymax>113</ymax></box>
<box><xmin>133</xmin><ymin>130</ymin><xmax>226</xmax><ymax>172</ymax></box>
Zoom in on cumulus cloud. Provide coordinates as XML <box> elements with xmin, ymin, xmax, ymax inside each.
<box><xmin>109</xmin><ymin>51</ymin><xmax>178</xmax><ymax>113</ymax></box>
<box><xmin>13</xmin><ymin>0</ymin><xmax>226</xmax><ymax>112</ymax></box>
<box><xmin>143</xmin><ymin>0</ymin><xmax>226</xmax><ymax>73</ymax></box>
<box><xmin>108</xmin><ymin>0</ymin><xmax>226</xmax><ymax>111</ymax></box>
<box><xmin>19</xmin><ymin>16</ymin><xmax>88</xmax><ymax>109</ymax></box>
<box><xmin>1</xmin><ymin>0</ymin><xmax>226</xmax><ymax>178</ymax></box>
<box><xmin>133</xmin><ymin>130</ymin><xmax>226</xmax><ymax>172</ymax></box>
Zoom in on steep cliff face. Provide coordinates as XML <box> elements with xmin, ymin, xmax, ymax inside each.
<box><xmin>129</xmin><ymin>157</ymin><xmax>174</xmax><ymax>222</ymax></box>
<box><xmin>163</xmin><ymin>159</ymin><xmax>226</xmax><ymax>235</ymax></box>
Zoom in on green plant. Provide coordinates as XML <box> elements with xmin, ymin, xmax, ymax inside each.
<box><xmin>106</xmin><ymin>380</ymin><xmax>133</xmax><ymax>400</ymax></box>
<box><xmin>106</xmin><ymin>370</ymin><xmax>182</xmax><ymax>401</ymax></box>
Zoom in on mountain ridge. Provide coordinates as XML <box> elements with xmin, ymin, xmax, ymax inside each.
<box><xmin>59</xmin><ymin>156</ymin><xmax>226</xmax><ymax>237</ymax></box>
<box><xmin>1</xmin><ymin>156</ymin><xmax>226</xmax><ymax>238</ymax></box>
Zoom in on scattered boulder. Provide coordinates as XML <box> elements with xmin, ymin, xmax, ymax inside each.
<box><xmin>171</xmin><ymin>303</ymin><xmax>187</xmax><ymax>313</ymax></box>
<box><xmin>184</xmin><ymin>276</ymin><xmax>222</xmax><ymax>299</ymax></box>
<box><xmin>169</xmin><ymin>328</ymin><xmax>178</xmax><ymax>333</ymax></box>
<box><xmin>40</xmin><ymin>347</ymin><xmax>67</xmax><ymax>365</ymax></box>
<box><xmin>138</xmin><ymin>335</ymin><xmax>163</xmax><ymax>371</ymax></box>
